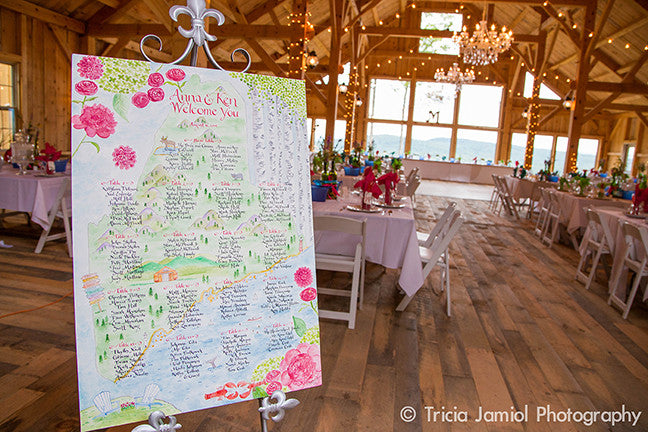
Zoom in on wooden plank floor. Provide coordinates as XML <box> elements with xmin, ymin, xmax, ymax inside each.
<box><xmin>1</xmin><ymin>195</ymin><xmax>647</xmax><ymax>432</ymax></box>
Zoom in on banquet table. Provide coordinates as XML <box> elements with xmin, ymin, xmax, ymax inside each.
<box><xmin>402</xmin><ymin>159</ymin><xmax>511</xmax><ymax>185</ymax></box>
<box><xmin>504</xmin><ymin>176</ymin><xmax>557</xmax><ymax>203</ymax></box>
<box><xmin>312</xmin><ymin>193</ymin><xmax>424</xmax><ymax>298</ymax></box>
<box><xmin>553</xmin><ymin>190</ymin><xmax>628</xmax><ymax>234</ymax></box>
<box><xmin>0</xmin><ymin>164</ymin><xmax>70</xmax><ymax>229</ymax></box>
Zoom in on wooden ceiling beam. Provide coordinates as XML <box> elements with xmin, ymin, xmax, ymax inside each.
<box><xmin>141</xmin><ymin>0</ymin><xmax>172</xmax><ymax>34</ymax></box>
<box><xmin>358</xmin><ymin>26</ymin><xmax>542</xmax><ymax>42</ymax></box>
<box><xmin>244</xmin><ymin>38</ymin><xmax>287</xmax><ymax>77</ymax></box>
<box><xmin>88</xmin><ymin>23</ymin><xmax>295</xmax><ymax>39</ymax></box>
<box><xmin>88</xmin><ymin>0</ymin><xmax>144</xmax><ymax>26</ymax></box>
<box><xmin>550</xmin><ymin>16</ymin><xmax>648</xmax><ymax>71</ymax></box>
<box><xmin>587</xmin><ymin>81</ymin><xmax>648</xmax><ymax>95</ymax></box>
<box><xmin>0</xmin><ymin>0</ymin><xmax>85</xmax><ymax>33</ymax></box>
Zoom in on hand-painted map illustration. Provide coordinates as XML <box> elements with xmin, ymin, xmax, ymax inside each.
<box><xmin>71</xmin><ymin>54</ymin><xmax>319</xmax><ymax>431</ymax></box>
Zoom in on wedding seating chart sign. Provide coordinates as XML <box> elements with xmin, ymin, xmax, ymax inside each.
<box><xmin>71</xmin><ymin>54</ymin><xmax>320</xmax><ymax>431</ymax></box>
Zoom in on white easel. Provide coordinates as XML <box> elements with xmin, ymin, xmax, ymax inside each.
<box><xmin>130</xmin><ymin>1</ymin><xmax>300</xmax><ymax>430</ymax></box>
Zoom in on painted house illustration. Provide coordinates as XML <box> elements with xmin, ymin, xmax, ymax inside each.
<box><xmin>153</xmin><ymin>267</ymin><xmax>178</xmax><ymax>283</ymax></box>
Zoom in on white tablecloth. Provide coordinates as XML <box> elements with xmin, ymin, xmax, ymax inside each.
<box><xmin>0</xmin><ymin>165</ymin><xmax>70</xmax><ymax>229</ymax></box>
<box><xmin>553</xmin><ymin>191</ymin><xmax>628</xmax><ymax>234</ymax></box>
<box><xmin>312</xmin><ymin>194</ymin><xmax>424</xmax><ymax>297</ymax></box>
<box><xmin>504</xmin><ymin>177</ymin><xmax>557</xmax><ymax>202</ymax></box>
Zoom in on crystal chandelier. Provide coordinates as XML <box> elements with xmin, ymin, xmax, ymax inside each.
<box><xmin>452</xmin><ymin>20</ymin><xmax>513</xmax><ymax>66</ymax></box>
<box><xmin>434</xmin><ymin>63</ymin><xmax>475</xmax><ymax>96</ymax></box>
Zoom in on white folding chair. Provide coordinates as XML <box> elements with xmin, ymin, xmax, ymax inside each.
<box><xmin>397</xmin><ymin>214</ymin><xmax>464</xmax><ymax>316</ymax></box>
<box><xmin>406</xmin><ymin>175</ymin><xmax>421</xmax><ymax>208</ymax></box>
<box><xmin>35</xmin><ymin>178</ymin><xmax>72</xmax><ymax>257</ymax></box>
<box><xmin>313</xmin><ymin>215</ymin><xmax>366</xmax><ymax>329</ymax></box>
<box><xmin>608</xmin><ymin>222</ymin><xmax>648</xmax><ymax>319</ymax></box>
<box><xmin>492</xmin><ymin>176</ymin><xmax>519</xmax><ymax>219</ymax></box>
<box><xmin>405</xmin><ymin>167</ymin><xmax>419</xmax><ymax>185</ymax></box>
<box><xmin>416</xmin><ymin>202</ymin><xmax>457</xmax><ymax>248</ymax></box>
<box><xmin>541</xmin><ymin>190</ymin><xmax>562</xmax><ymax>247</ymax></box>
<box><xmin>533</xmin><ymin>188</ymin><xmax>552</xmax><ymax>238</ymax></box>
<box><xmin>489</xmin><ymin>175</ymin><xmax>502</xmax><ymax>211</ymax></box>
<box><xmin>576</xmin><ymin>209</ymin><xmax>614</xmax><ymax>290</ymax></box>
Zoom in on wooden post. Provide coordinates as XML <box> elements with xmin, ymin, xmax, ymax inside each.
<box><xmin>325</xmin><ymin>0</ymin><xmax>343</xmax><ymax>142</ymax></box>
<box><xmin>343</xmin><ymin>28</ymin><xmax>359</xmax><ymax>152</ymax></box>
<box><xmin>524</xmin><ymin>30</ymin><xmax>546</xmax><ymax>170</ymax></box>
<box><xmin>288</xmin><ymin>0</ymin><xmax>307</xmax><ymax>80</ymax></box>
<box><xmin>404</xmin><ymin>73</ymin><xmax>416</xmax><ymax>155</ymax></box>
<box><xmin>564</xmin><ymin>2</ymin><xmax>596</xmax><ymax>173</ymax></box>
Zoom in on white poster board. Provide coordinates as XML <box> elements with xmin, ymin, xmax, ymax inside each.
<box><xmin>71</xmin><ymin>54</ymin><xmax>320</xmax><ymax>431</ymax></box>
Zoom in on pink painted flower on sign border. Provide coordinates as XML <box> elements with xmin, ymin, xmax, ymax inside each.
<box><xmin>77</xmin><ymin>56</ymin><xmax>103</xmax><ymax>80</ymax></box>
<box><xmin>265</xmin><ymin>381</ymin><xmax>282</xmax><ymax>394</ymax></box>
<box><xmin>147</xmin><ymin>72</ymin><xmax>165</xmax><ymax>87</ymax></box>
<box><xmin>294</xmin><ymin>267</ymin><xmax>313</xmax><ymax>287</ymax></box>
<box><xmin>274</xmin><ymin>343</ymin><xmax>321</xmax><ymax>391</ymax></box>
<box><xmin>132</xmin><ymin>92</ymin><xmax>150</xmax><ymax>108</ymax></box>
<box><xmin>166</xmin><ymin>68</ymin><xmax>185</xmax><ymax>82</ymax></box>
<box><xmin>71</xmin><ymin>104</ymin><xmax>117</xmax><ymax>139</ymax></box>
<box><xmin>147</xmin><ymin>87</ymin><xmax>165</xmax><ymax>102</ymax></box>
<box><xmin>75</xmin><ymin>80</ymin><xmax>98</xmax><ymax>96</ymax></box>
<box><xmin>300</xmin><ymin>287</ymin><xmax>317</xmax><ymax>302</ymax></box>
<box><xmin>112</xmin><ymin>145</ymin><xmax>137</xmax><ymax>170</ymax></box>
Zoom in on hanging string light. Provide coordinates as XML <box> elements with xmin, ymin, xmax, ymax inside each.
<box><xmin>434</xmin><ymin>62</ymin><xmax>475</xmax><ymax>96</ymax></box>
<box><xmin>452</xmin><ymin>8</ymin><xmax>513</xmax><ymax>66</ymax></box>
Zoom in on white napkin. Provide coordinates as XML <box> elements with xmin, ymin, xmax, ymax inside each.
<box><xmin>0</xmin><ymin>240</ymin><xmax>13</xmax><ymax>248</ymax></box>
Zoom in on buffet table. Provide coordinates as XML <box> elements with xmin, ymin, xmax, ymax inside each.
<box><xmin>402</xmin><ymin>159</ymin><xmax>511</xmax><ymax>185</ymax></box>
<box><xmin>312</xmin><ymin>194</ymin><xmax>424</xmax><ymax>297</ymax></box>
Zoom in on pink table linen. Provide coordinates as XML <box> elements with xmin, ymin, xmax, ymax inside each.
<box><xmin>312</xmin><ymin>195</ymin><xmax>424</xmax><ymax>297</ymax></box>
<box><xmin>504</xmin><ymin>177</ymin><xmax>556</xmax><ymax>202</ymax></box>
<box><xmin>0</xmin><ymin>165</ymin><xmax>70</xmax><ymax>229</ymax></box>
<box><xmin>553</xmin><ymin>191</ymin><xmax>628</xmax><ymax>234</ymax></box>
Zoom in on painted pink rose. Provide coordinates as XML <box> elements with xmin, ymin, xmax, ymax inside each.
<box><xmin>75</xmin><ymin>80</ymin><xmax>98</xmax><ymax>96</ymax></box>
<box><xmin>265</xmin><ymin>369</ymin><xmax>280</xmax><ymax>382</ymax></box>
<box><xmin>278</xmin><ymin>343</ymin><xmax>321</xmax><ymax>390</ymax></box>
<box><xmin>166</xmin><ymin>68</ymin><xmax>185</xmax><ymax>82</ymax></box>
<box><xmin>132</xmin><ymin>92</ymin><xmax>150</xmax><ymax>108</ymax></box>
<box><xmin>112</xmin><ymin>145</ymin><xmax>136</xmax><ymax>170</ymax></box>
<box><xmin>147</xmin><ymin>87</ymin><xmax>164</xmax><ymax>102</ymax></box>
<box><xmin>147</xmin><ymin>72</ymin><xmax>165</xmax><ymax>87</ymax></box>
<box><xmin>71</xmin><ymin>104</ymin><xmax>117</xmax><ymax>138</ymax></box>
<box><xmin>265</xmin><ymin>381</ymin><xmax>282</xmax><ymax>394</ymax></box>
<box><xmin>77</xmin><ymin>56</ymin><xmax>103</xmax><ymax>79</ymax></box>
<box><xmin>294</xmin><ymin>267</ymin><xmax>313</xmax><ymax>287</ymax></box>
<box><xmin>300</xmin><ymin>287</ymin><xmax>317</xmax><ymax>302</ymax></box>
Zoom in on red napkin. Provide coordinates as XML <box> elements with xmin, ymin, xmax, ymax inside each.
<box><xmin>35</xmin><ymin>142</ymin><xmax>62</xmax><ymax>162</ymax></box>
<box><xmin>633</xmin><ymin>185</ymin><xmax>648</xmax><ymax>212</ymax></box>
<box><xmin>355</xmin><ymin>167</ymin><xmax>382</xmax><ymax>208</ymax></box>
<box><xmin>378</xmin><ymin>171</ymin><xmax>399</xmax><ymax>205</ymax></box>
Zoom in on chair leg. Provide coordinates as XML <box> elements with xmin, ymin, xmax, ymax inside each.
<box><xmin>575</xmin><ymin>249</ymin><xmax>590</xmax><ymax>282</ymax></box>
<box><xmin>621</xmin><ymin>270</ymin><xmax>644</xmax><ymax>320</ymax></box>
<box><xmin>585</xmin><ymin>249</ymin><xmax>604</xmax><ymax>290</ymax></box>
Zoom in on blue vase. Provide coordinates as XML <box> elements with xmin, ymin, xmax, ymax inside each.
<box><xmin>344</xmin><ymin>166</ymin><xmax>361</xmax><ymax>176</ymax></box>
<box><xmin>548</xmin><ymin>175</ymin><xmax>559</xmax><ymax>182</ymax></box>
<box><xmin>622</xmin><ymin>190</ymin><xmax>634</xmax><ymax>200</ymax></box>
<box><xmin>54</xmin><ymin>159</ymin><xmax>68</xmax><ymax>172</ymax></box>
<box><xmin>311</xmin><ymin>185</ymin><xmax>328</xmax><ymax>202</ymax></box>
<box><xmin>365</xmin><ymin>160</ymin><xmax>374</xmax><ymax>166</ymax></box>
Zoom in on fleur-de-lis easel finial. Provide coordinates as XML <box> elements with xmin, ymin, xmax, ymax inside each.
<box><xmin>139</xmin><ymin>0</ymin><xmax>251</xmax><ymax>71</ymax></box>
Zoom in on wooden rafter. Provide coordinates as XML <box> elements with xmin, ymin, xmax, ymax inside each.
<box><xmin>141</xmin><ymin>0</ymin><xmax>173</xmax><ymax>34</ymax></box>
<box><xmin>88</xmin><ymin>0</ymin><xmax>143</xmax><ymax>26</ymax></box>
<box><xmin>0</xmin><ymin>0</ymin><xmax>85</xmax><ymax>33</ymax></box>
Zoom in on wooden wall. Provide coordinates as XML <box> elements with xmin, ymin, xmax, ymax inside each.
<box><xmin>606</xmin><ymin>115</ymin><xmax>648</xmax><ymax>175</ymax></box>
<box><xmin>0</xmin><ymin>7</ymin><xmax>80</xmax><ymax>153</ymax></box>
